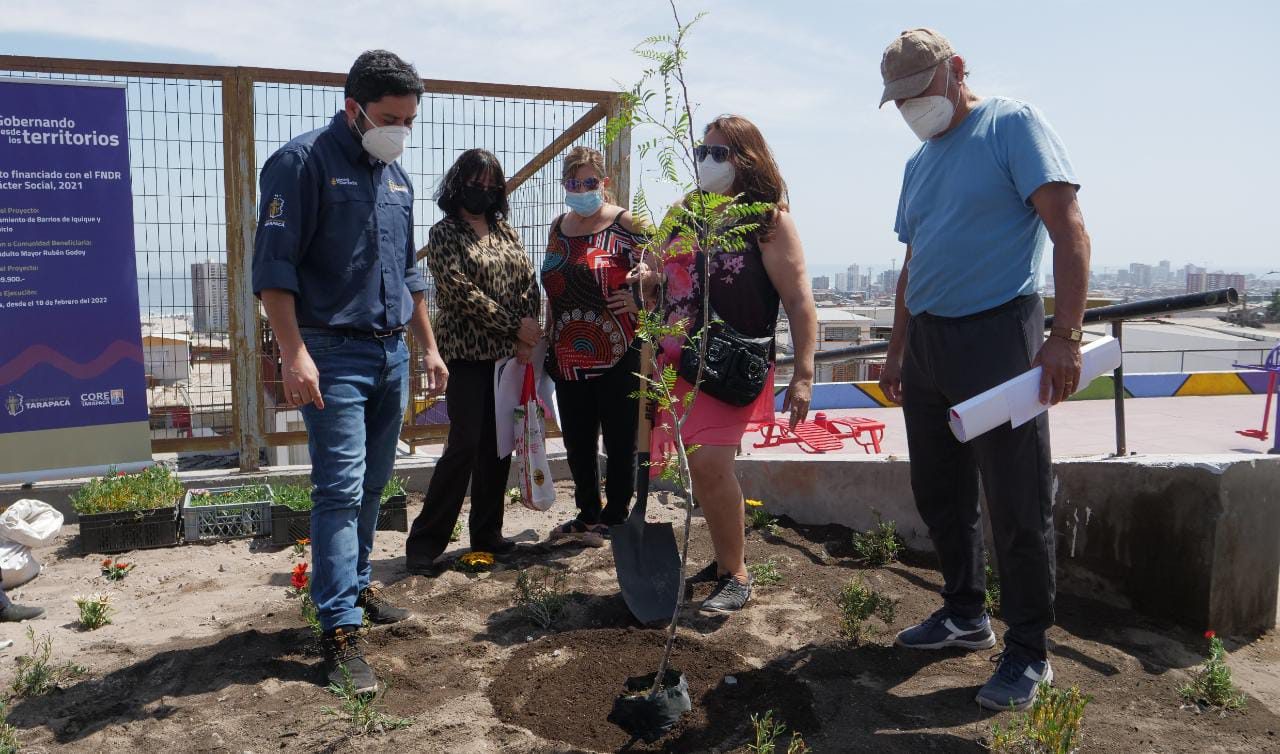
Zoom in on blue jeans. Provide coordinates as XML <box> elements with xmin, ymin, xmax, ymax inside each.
<box><xmin>299</xmin><ymin>328</ymin><xmax>409</xmax><ymax>631</ymax></box>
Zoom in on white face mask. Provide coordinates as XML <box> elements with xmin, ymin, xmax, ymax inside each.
<box><xmin>696</xmin><ymin>156</ymin><xmax>735</xmax><ymax>194</ymax></box>
<box><xmin>898</xmin><ymin>64</ymin><xmax>956</xmax><ymax>141</ymax></box>
<box><xmin>356</xmin><ymin>104</ymin><xmax>410</xmax><ymax>163</ymax></box>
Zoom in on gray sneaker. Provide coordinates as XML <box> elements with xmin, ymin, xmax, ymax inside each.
<box><xmin>700</xmin><ymin>575</ymin><xmax>752</xmax><ymax>614</ymax></box>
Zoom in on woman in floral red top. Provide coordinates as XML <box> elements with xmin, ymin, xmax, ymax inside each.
<box><xmin>541</xmin><ymin>146</ymin><xmax>655</xmax><ymax>543</ymax></box>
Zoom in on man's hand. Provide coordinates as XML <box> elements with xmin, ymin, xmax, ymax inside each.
<box><xmin>517</xmin><ymin>316</ymin><xmax>541</xmax><ymax>346</ymax></box>
<box><xmin>283</xmin><ymin>349</ymin><xmax>324</xmax><ymax>409</ymax></box>
<box><xmin>1034</xmin><ymin>336</ymin><xmax>1082</xmax><ymax>405</ymax></box>
<box><xmin>783</xmin><ymin>372</ymin><xmax>813</xmax><ymax>429</ymax></box>
<box><xmin>422</xmin><ymin>349</ymin><xmax>449</xmax><ymax>395</ymax></box>
<box><xmin>879</xmin><ymin>351</ymin><xmax>905</xmax><ymax>405</ymax></box>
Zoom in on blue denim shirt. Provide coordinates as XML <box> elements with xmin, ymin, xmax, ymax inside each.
<box><xmin>252</xmin><ymin>112</ymin><xmax>426</xmax><ymax>331</ymax></box>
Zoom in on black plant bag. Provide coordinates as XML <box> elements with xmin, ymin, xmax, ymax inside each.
<box><xmin>678</xmin><ymin>250</ymin><xmax>774</xmax><ymax>407</ymax></box>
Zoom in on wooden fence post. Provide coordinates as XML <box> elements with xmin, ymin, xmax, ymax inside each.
<box><xmin>605</xmin><ymin>94</ymin><xmax>632</xmax><ymax>211</ymax></box>
<box><xmin>222</xmin><ymin>68</ymin><xmax>265</xmax><ymax>472</ymax></box>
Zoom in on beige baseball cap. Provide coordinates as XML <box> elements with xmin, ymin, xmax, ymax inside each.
<box><xmin>879</xmin><ymin>28</ymin><xmax>954</xmax><ymax>107</ymax></box>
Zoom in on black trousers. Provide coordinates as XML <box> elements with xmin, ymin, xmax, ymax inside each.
<box><xmin>406</xmin><ymin>359</ymin><xmax>510</xmax><ymax>564</ymax></box>
<box><xmin>554</xmin><ymin>346</ymin><xmax>640</xmax><ymax>526</ymax></box>
<box><xmin>901</xmin><ymin>294</ymin><xmax>1056</xmax><ymax>661</ymax></box>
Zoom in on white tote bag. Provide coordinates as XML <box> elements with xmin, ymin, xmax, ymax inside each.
<box><xmin>514</xmin><ymin>363</ymin><xmax>556</xmax><ymax>511</ymax></box>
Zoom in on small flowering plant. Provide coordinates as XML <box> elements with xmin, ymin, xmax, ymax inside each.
<box><xmin>74</xmin><ymin>593</ymin><xmax>112</xmax><ymax>630</ymax></box>
<box><xmin>292</xmin><ymin>538</ymin><xmax>310</xmax><ymax>558</ymax></box>
<box><xmin>745</xmin><ymin>499</ymin><xmax>778</xmax><ymax>533</ymax></box>
<box><xmin>288</xmin><ymin>562</ymin><xmax>309</xmax><ymax>596</ymax></box>
<box><xmin>457</xmin><ymin>551</ymin><xmax>496</xmax><ymax>573</ymax></box>
<box><xmin>1180</xmin><ymin>629</ymin><xmax>1246</xmax><ymax>710</ymax></box>
<box><xmin>100</xmin><ymin>558</ymin><xmax>134</xmax><ymax>581</ymax></box>
<box><xmin>286</xmin><ymin>562</ymin><xmax>321</xmax><ymax>637</ymax></box>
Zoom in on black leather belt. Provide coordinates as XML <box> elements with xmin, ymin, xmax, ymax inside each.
<box><xmin>301</xmin><ymin>326</ymin><xmax>405</xmax><ymax>340</ymax></box>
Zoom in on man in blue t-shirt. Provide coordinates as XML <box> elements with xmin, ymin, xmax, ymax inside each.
<box><xmin>877</xmin><ymin>29</ymin><xmax>1092</xmax><ymax>712</ymax></box>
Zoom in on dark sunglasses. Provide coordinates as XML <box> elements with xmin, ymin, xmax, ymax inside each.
<box><xmin>563</xmin><ymin>177</ymin><xmax>602</xmax><ymax>192</ymax></box>
<box><xmin>694</xmin><ymin>144</ymin><xmax>732</xmax><ymax>163</ymax></box>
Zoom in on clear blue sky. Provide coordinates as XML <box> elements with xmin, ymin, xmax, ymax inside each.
<box><xmin>3</xmin><ymin>0</ymin><xmax>1277</xmax><ymax>276</ymax></box>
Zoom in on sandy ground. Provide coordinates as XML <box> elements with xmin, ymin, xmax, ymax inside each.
<box><xmin>0</xmin><ymin>483</ymin><xmax>1277</xmax><ymax>752</ymax></box>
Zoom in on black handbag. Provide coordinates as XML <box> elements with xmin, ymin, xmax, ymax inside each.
<box><xmin>678</xmin><ymin>250</ymin><xmax>774</xmax><ymax>407</ymax></box>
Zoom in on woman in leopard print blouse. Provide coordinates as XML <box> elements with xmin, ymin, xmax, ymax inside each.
<box><xmin>405</xmin><ymin>149</ymin><xmax>540</xmax><ymax>573</ymax></box>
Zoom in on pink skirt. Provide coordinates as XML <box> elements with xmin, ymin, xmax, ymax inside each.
<box><xmin>650</xmin><ymin>366</ymin><xmax>776</xmax><ymax>471</ymax></box>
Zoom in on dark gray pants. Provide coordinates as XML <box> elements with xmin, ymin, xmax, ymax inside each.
<box><xmin>901</xmin><ymin>294</ymin><xmax>1055</xmax><ymax>661</ymax></box>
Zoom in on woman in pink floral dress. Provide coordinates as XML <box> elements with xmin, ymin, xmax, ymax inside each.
<box><xmin>653</xmin><ymin>115</ymin><xmax>817</xmax><ymax>615</ymax></box>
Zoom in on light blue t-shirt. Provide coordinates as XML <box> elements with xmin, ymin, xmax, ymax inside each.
<box><xmin>894</xmin><ymin>97</ymin><xmax>1078</xmax><ymax>318</ymax></box>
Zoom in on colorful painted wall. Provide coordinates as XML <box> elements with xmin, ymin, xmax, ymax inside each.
<box><xmin>773</xmin><ymin>371</ymin><xmax>1276</xmax><ymax>411</ymax></box>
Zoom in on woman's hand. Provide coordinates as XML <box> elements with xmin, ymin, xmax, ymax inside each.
<box><xmin>783</xmin><ymin>371</ymin><xmax>813</xmax><ymax>429</ymax></box>
<box><xmin>626</xmin><ymin>262</ymin><xmax>661</xmax><ymax>292</ymax></box>
<box><xmin>517</xmin><ymin>316</ymin><xmax>541</xmax><ymax>346</ymax></box>
<box><xmin>607</xmin><ymin>288</ymin><xmax>639</xmax><ymax>317</ymax></box>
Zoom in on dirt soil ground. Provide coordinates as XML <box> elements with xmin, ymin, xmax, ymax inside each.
<box><xmin>2</xmin><ymin>481</ymin><xmax>1279</xmax><ymax>752</ymax></box>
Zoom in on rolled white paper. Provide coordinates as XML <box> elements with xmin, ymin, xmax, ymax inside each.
<box><xmin>948</xmin><ymin>336</ymin><xmax>1122</xmax><ymax>443</ymax></box>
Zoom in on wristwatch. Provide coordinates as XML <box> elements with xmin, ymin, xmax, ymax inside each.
<box><xmin>1049</xmin><ymin>326</ymin><xmax>1084</xmax><ymax>343</ymax></box>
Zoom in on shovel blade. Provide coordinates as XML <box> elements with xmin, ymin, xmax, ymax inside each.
<box><xmin>611</xmin><ymin>518</ymin><xmax>681</xmax><ymax>626</ymax></box>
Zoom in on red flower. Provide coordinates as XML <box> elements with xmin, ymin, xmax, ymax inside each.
<box><xmin>101</xmin><ymin>558</ymin><xmax>112</xmax><ymax>567</ymax></box>
<box><xmin>1205</xmin><ymin>630</ymin><xmax>1216</xmax><ymax>639</ymax></box>
<box><xmin>290</xmin><ymin>562</ymin><xmax>309</xmax><ymax>590</ymax></box>
<box><xmin>117</xmin><ymin>471</ymin><xmax>127</xmax><ymax>477</ymax></box>
<box><xmin>115</xmin><ymin>562</ymin><xmax>129</xmax><ymax>569</ymax></box>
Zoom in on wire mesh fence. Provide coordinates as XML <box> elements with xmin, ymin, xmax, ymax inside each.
<box><xmin>1</xmin><ymin>58</ymin><xmax>618</xmax><ymax>464</ymax></box>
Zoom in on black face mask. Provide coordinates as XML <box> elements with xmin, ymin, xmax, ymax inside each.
<box><xmin>460</xmin><ymin>185</ymin><xmax>499</xmax><ymax>216</ymax></box>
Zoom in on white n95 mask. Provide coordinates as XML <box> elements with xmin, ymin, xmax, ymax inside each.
<box><xmin>898</xmin><ymin>64</ymin><xmax>955</xmax><ymax>141</ymax></box>
<box><xmin>357</xmin><ymin>104</ymin><xmax>410</xmax><ymax>163</ymax></box>
<box><xmin>696</xmin><ymin>157</ymin><xmax>735</xmax><ymax>194</ymax></box>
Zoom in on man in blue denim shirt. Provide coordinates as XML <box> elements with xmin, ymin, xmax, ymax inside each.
<box><xmin>253</xmin><ymin>50</ymin><xmax>447</xmax><ymax>694</ymax></box>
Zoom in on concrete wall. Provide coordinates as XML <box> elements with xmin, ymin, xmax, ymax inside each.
<box><xmin>735</xmin><ymin>454</ymin><xmax>1280</xmax><ymax>637</ymax></box>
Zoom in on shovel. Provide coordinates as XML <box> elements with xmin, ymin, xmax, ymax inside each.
<box><xmin>611</xmin><ymin>339</ymin><xmax>682</xmax><ymax>626</ymax></box>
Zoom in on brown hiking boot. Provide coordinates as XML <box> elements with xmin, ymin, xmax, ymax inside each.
<box><xmin>356</xmin><ymin>585</ymin><xmax>411</xmax><ymax>625</ymax></box>
<box><xmin>321</xmin><ymin>625</ymin><xmax>377</xmax><ymax>694</ymax></box>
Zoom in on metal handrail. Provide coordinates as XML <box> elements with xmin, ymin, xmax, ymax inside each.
<box><xmin>773</xmin><ymin>288</ymin><xmax>1241</xmax><ymax>457</ymax></box>
<box><xmin>779</xmin><ymin>288</ymin><xmax>1240</xmax><ymax>367</ymax></box>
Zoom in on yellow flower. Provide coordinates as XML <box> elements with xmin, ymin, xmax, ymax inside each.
<box><xmin>459</xmin><ymin>551</ymin><xmax>496</xmax><ymax>569</ymax></box>
<box><xmin>745</xmin><ymin>499</ymin><xmax>764</xmax><ymax>508</ymax></box>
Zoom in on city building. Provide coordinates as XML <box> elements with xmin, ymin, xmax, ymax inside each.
<box><xmin>812</xmin><ymin>275</ymin><xmax>831</xmax><ymax>291</ymax></box>
<box><xmin>1129</xmin><ymin>263</ymin><xmax>1153</xmax><ymax>288</ymax></box>
<box><xmin>191</xmin><ymin>261</ymin><xmax>229</xmax><ymax>334</ymax></box>
<box><xmin>846</xmin><ymin>264</ymin><xmax>860</xmax><ymax>292</ymax></box>
<box><xmin>1186</xmin><ymin>271</ymin><xmax>1247</xmax><ymax>295</ymax></box>
<box><xmin>877</xmin><ymin>268</ymin><xmax>899</xmax><ymax>294</ymax></box>
<box><xmin>834</xmin><ymin>272</ymin><xmax>847</xmax><ymax>291</ymax></box>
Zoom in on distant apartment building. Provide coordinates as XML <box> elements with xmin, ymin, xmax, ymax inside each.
<box><xmin>191</xmin><ymin>261</ymin><xmax>229</xmax><ymax>334</ymax></box>
<box><xmin>1156</xmin><ymin>260</ymin><xmax>1172</xmax><ymax>283</ymax></box>
<box><xmin>812</xmin><ymin>275</ymin><xmax>831</xmax><ymax>290</ymax></box>
<box><xmin>877</xmin><ymin>268</ymin><xmax>899</xmax><ymax>293</ymax></box>
<box><xmin>1186</xmin><ymin>271</ymin><xmax>1246</xmax><ymax>294</ymax></box>
<box><xmin>1129</xmin><ymin>263</ymin><xmax>1153</xmax><ymax>288</ymax></box>
<box><xmin>846</xmin><ymin>264</ymin><xmax>860</xmax><ymax>292</ymax></box>
<box><xmin>834</xmin><ymin>272</ymin><xmax>847</xmax><ymax>292</ymax></box>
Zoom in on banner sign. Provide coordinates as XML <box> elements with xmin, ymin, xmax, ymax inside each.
<box><xmin>0</xmin><ymin>78</ymin><xmax>151</xmax><ymax>482</ymax></box>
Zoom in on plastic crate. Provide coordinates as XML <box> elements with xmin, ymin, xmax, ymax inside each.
<box><xmin>269</xmin><ymin>505</ymin><xmax>312</xmax><ymax>547</ymax></box>
<box><xmin>181</xmin><ymin>485</ymin><xmax>274</xmax><ymax>542</ymax></box>
<box><xmin>78</xmin><ymin>507</ymin><xmax>180</xmax><ymax>555</ymax></box>
<box><xmin>377</xmin><ymin>494</ymin><xmax>408</xmax><ymax>532</ymax></box>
